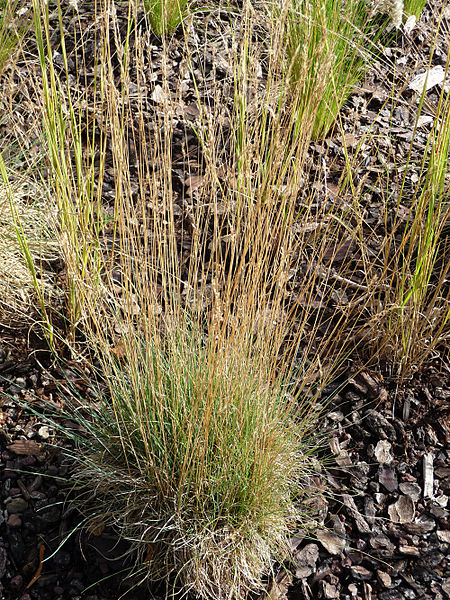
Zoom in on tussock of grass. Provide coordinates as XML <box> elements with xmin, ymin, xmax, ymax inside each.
<box><xmin>10</xmin><ymin>3</ymin><xmax>341</xmax><ymax>595</ymax></box>
<box><xmin>144</xmin><ymin>0</ymin><xmax>189</xmax><ymax>35</ymax></box>
<box><xmin>62</xmin><ymin>316</ymin><xmax>320</xmax><ymax>598</ymax></box>
<box><xmin>281</xmin><ymin>0</ymin><xmax>383</xmax><ymax>138</ymax></box>
<box><xmin>0</xmin><ymin>177</ymin><xmax>60</xmax><ymax>328</ymax></box>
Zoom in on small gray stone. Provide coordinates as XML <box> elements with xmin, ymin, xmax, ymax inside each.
<box><xmin>6</xmin><ymin>497</ymin><xmax>28</xmax><ymax>514</ymax></box>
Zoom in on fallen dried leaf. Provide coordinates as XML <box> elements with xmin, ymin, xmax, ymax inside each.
<box><xmin>185</xmin><ymin>175</ymin><xmax>205</xmax><ymax>196</ymax></box>
<box><xmin>25</xmin><ymin>544</ymin><xmax>44</xmax><ymax>589</ymax></box>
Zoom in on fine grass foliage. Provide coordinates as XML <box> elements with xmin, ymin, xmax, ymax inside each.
<box><xmin>404</xmin><ymin>0</ymin><xmax>427</xmax><ymax>20</ymax></box>
<box><xmin>143</xmin><ymin>0</ymin><xmax>189</xmax><ymax>35</ymax></box>
<box><xmin>59</xmin><ymin>313</ymin><xmax>322</xmax><ymax>599</ymax></box>
<box><xmin>282</xmin><ymin>0</ymin><xmax>382</xmax><ymax>138</ymax></box>
<box><xmin>384</xmin><ymin>81</ymin><xmax>450</xmax><ymax>375</ymax></box>
<box><xmin>0</xmin><ymin>0</ymin><xmax>30</xmax><ymax>73</ymax></box>
<box><xmin>0</xmin><ymin>165</ymin><xmax>60</xmax><ymax>332</ymax></box>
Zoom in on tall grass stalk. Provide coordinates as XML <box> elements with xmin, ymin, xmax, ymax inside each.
<box><xmin>32</xmin><ymin>0</ymin><xmax>108</xmax><ymax>333</ymax></box>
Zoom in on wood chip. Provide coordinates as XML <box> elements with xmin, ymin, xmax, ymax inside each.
<box><xmin>436</xmin><ymin>530</ymin><xmax>450</xmax><ymax>543</ymax></box>
<box><xmin>264</xmin><ymin>571</ymin><xmax>292</xmax><ymax>600</ymax></box>
<box><xmin>388</xmin><ymin>495</ymin><xmax>415</xmax><ymax>523</ymax></box>
<box><xmin>315</xmin><ymin>529</ymin><xmax>346</xmax><ymax>555</ymax></box>
<box><xmin>374</xmin><ymin>440</ymin><xmax>393</xmax><ymax>464</ymax></box>
<box><xmin>7</xmin><ymin>440</ymin><xmax>42</xmax><ymax>456</ymax></box>
<box><xmin>294</xmin><ymin>544</ymin><xmax>319</xmax><ymax>579</ymax></box>
<box><xmin>408</xmin><ymin>66</ymin><xmax>446</xmax><ymax>94</ymax></box>
<box><xmin>151</xmin><ymin>85</ymin><xmax>166</xmax><ymax>104</ymax></box>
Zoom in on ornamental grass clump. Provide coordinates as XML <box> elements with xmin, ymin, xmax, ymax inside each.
<box><xmin>0</xmin><ymin>171</ymin><xmax>60</xmax><ymax>331</ymax></box>
<box><xmin>143</xmin><ymin>0</ymin><xmax>189</xmax><ymax>35</ymax></box>
<box><xmin>61</xmin><ymin>312</ymin><xmax>319</xmax><ymax>599</ymax></box>
<box><xmin>282</xmin><ymin>0</ymin><xmax>381</xmax><ymax>138</ymax></box>
<box><xmin>8</xmin><ymin>2</ymin><xmax>363</xmax><ymax>595</ymax></box>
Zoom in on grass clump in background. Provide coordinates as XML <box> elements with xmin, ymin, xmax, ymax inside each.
<box><xmin>404</xmin><ymin>0</ymin><xmax>428</xmax><ymax>20</ymax></box>
<box><xmin>282</xmin><ymin>0</ymin><xmax>383</xmax><ymax>139</ymax></box>
<box><xmin>0</xmin><ymin>0</ymin><xmax>31</xmax><ymax>73</ymax></box>
<box><xmin>144</xmin><ymin>0</ymin><xmax>190</xmax><ymax>35</ymax></box>
<box><xmin>0</xmin><ymin>172</ymin><xmax>60</xmax><ymax>330</ymax></box>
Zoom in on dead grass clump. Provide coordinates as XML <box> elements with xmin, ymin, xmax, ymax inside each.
<box><xmin>0</xmin><ymin>179</ymin><xmax>60</xmax><ymax>329</ymax></box>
